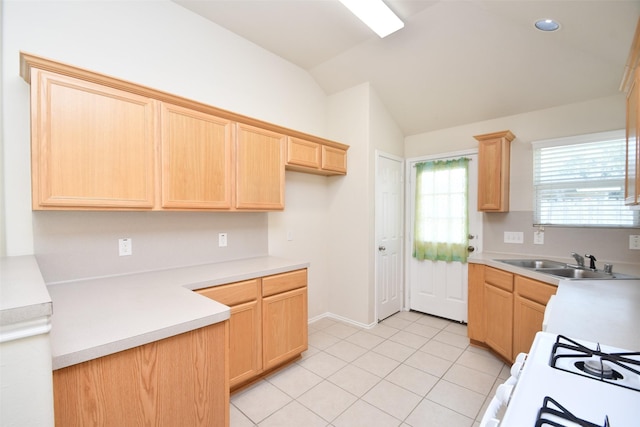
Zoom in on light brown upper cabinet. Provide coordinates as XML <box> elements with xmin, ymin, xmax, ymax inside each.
<box><xmin>161</xmin><ymin>103</ymin><xmax>233</xmax><ymax>209</ymax></box>
<box><xmin>236</xmin><ymin>124</ymin><xmax>285</xmax><ymax>210</ymax></box>
<box><xmin>474</xmin><ymin>130</ymin><xmax>515</xmax><ymax>212</ymax></box>
<box><xmin>29</xmin><ymin>69</ymin><xmax>157</xmax><ymax>209</ymax></box>
<box><xmin>286</xmin><ymin>136</ymin><xmax>348</xmax><ymax>176</ymax></box>
<box><xmin>622</xmin><ymin>20</ymin><xmax>640</xmax><ymax>206</ymax></box>
<box><xmin>20</xmin><ymin>52</ymin><xmax>348</xmax><ymax>212</ymax></box>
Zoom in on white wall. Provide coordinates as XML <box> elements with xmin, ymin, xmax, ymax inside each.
<box><xmin>2</xmin><ymin>0</ymin><xmax>328</xmax><ymax>258</ymax></box>
<box><xmin>405</xmin><ymin>94</ymin><xmax>640</xmax><ymax>267</ymax></box>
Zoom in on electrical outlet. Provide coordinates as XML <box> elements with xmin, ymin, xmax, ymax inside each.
<box><xmin>286</xmin><ymin>230</ymin><xmax>294</xmax><ymax>241</ymax></box>
<box><xmin>534</xmin><ymin>230</ymin><xmax>545</xmax><ymax>245</ymax></box>
<box><xmin>504</xmin><ymin>231</ymin><xmax>524</xmax><ymax>244</ymax></box>
<box><xmin>218</xmin><ymin>233</ymin><xmax>228</xmax><ymax>247</ymax></box>
<box><xmin>118</xmin><ymin>238</ymin><xmax>132</xmax><ymax>256</ymax></box>
<box><xmin>630</xmin><ymin>235</ymin><xmax>640</xmax><ymax>250</ymax></box>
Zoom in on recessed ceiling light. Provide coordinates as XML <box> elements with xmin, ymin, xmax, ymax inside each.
<box><xmin>535</xmin><ymin>19</ymin><xmax>560</xmax><ymax>32</ymax></box>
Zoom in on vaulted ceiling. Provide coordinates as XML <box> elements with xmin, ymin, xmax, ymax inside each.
<box><xmin>173</xmin><ymin>0</ymin><xmax>640</xmax><ymax>136</ymax></box>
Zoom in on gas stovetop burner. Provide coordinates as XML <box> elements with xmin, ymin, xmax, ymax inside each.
<box><xmin>576</xmin><ymin>360</ymin><xmax>622</xmax><ymax>380</ymax></box>
<box><xmin>536</xmin><ymin>396</ymin><xmax>610</xmax><ymax>427</ymax></box>
<box><xmin>550</xmin><ymin>335</ymin><xmax>640</xmax><ymax>392</ymax></box>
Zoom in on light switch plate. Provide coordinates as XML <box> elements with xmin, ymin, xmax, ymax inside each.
<box><xmin>218</xmin><ymin>233</ymin><xmax>228</xmax><ymax>247</ymax></box>
<box><xmin>504</xmin><ymin>231</ymin><xmax>524</xmax><ymax>244</ymax></box>
<box><xmin>630</xmin><ymin>235</ymin><xmax>640</xmax><ymax>250</ymax></box>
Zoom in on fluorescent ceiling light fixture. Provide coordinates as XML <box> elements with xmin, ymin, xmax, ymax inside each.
<box><xmin>338</xmin><ymin>0</ymin><xmax>404</xmax><ymax>38</ymax></box>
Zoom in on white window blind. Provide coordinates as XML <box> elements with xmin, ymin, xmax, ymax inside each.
<box><xmin>532</xmin><ymin>130</ymin><xmax>639</xmax><ymax>227</ymax></box>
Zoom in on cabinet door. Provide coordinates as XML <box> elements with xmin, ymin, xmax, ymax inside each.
<box><xmin>235</xmin><ymin>123</ymin><xmax>285</xmax><ymax>210</ymax></box>
<box><xmin>626</xmin><ymin>68</ymin><xmax>639</xmax><ymax>206</ymax></box>
<box><xmin>31</xmin><ymin>69</ymin><xmax>156</xmax><ymax>209</ymax></box>
<box><xmin>513</xmin><ymin>276</ymin><xmax>557</xmax><ymax>359</ymax></box>
<box><xmin>262</xmin><ymin>287</ymin><xmax>308</xmax><ymax>371</ymax></box>
<box><xmin>197</xmin><ymin>280</ymin><xmax>261</xmax><ymax>388</ymax></box>
<box><xmin>484</xmin><ymin>282</ymin><xmax>513</xmax><ymax>362</ymax></box>
<box><xmin>467</xmin><ymin>263</ymin><xmax>485</xmax><ymax>343</ymax></box>
<box><xmin>321</xmin><ymin>145</ymin><xmax>347</xmax><ymax>174</ymax></box>
<box><xmin>287</xmin><ymin>137</ymin><xmax>321</xmax><ymax>169</ymax></box>
<box><xmin>474</xmin><ymin>131</ymin><xmax>514</xmax><ymax>212</ymax></box>
<box><xmin>161</xmin><ymin>103</ymin><xmax>233</xmax><ymax>209</ymax></box>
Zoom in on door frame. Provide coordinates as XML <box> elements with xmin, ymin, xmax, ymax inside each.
<box><xmin>374</xmin><ymin>150</ymin><xmax>405</xmax><ymax>322</ymax></box>
<box><xmin>403</xmin><ymin>149</ymin><xmax>481</xmax><ymax>311</ymax></box>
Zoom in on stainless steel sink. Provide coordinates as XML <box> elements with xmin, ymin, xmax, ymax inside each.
<box><xmin>494</xmin><ymin>259</ymin><xmax>637</xmax><ymax>280</ymax></box>
<box><xmin>539</xmin><ymin>268</ymin><xmax>612</xmax><ymax>279</ymax></box>
<box><xmin>495</xmin><ymin>259</ymin><xmax>566</xmax><ymax>269</ymax></box>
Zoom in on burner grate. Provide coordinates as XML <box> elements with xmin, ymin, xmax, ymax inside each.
<box><xmin>550</xmin><ymin>335</ymin><xmax>640</xmax><ymax>392</ymax></box>
<box><xmin>535</xmin><ymin>396</ymin><xmax>609</xmax><ymax>427</ymax></box>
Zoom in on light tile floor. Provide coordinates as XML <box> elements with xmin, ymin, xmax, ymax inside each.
<box><xmin>231</xmin><ymin>310</ymin><xmax>510</xmax><ymax>427</ymax></box>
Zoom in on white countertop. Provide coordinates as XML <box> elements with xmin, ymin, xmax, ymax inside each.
<box><xmin>544</xmin><ymin>279</ymin><xmax>640</xmax><ymax>349</ymax></box>
<box><xmin>0</xmin><ymin>255</ymin><xmax>52</xmax><ymax>326</ymax></box>
<box><xmin>47</xmin><ymin>256</ymin><xmax>309</xmax><ymax>369</ymax></box>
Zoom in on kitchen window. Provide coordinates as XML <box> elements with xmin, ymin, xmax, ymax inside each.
<box><xmin>532</xmin><ymin>130</ymin><xmax>639</xmax><ymax>227</ymax></box>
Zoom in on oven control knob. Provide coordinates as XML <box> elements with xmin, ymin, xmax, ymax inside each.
<box><xmin>496</xmin><ymin>383</ymin><xmax>515</xmax><ymax>404</ymax></box>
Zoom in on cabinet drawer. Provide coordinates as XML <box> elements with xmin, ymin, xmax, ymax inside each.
<box><xmin>262</xmin><ymin>269</ymin><xmax>307</xmax><ymax>297</ymax></box>
<box><xmin>515</xmin><ymin>276</ymin><xmax>556</xmax><ymax>305</ymax></box>
<box><xmin>197</xmin><ymin>279</ymin><xmax>259</xmax><ymax>306</ymax></box>
<box><xmin>485</xmin><ymin>267</ymin><xmax>513</xmax><ymax>292</ymax></box>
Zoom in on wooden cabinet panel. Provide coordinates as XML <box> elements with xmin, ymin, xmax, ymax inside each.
<box><xmin>198</xmin><ymin>280</ymin><xmax>261</xmax><ymax>389</ymax></box>
<box><xmin>321</xmin><ymin>146</ymin><xmax>347</xmax><ymax>174</ymax></box>
<box><xmin>161</xmin><ymin>103</ymin><xmax>233</xmax><ymax>209</ymax></box>
<box><xmin>626</xmin><ymin>67</ymin><xmax>640</xmax><ymax>206</ymax></box>
<box><xmin>197</xmin><ymin>279</ymin><xmax>259</xmax><ymax>306</ymax></box>
<box><xmin>467</xmin><ymin>263</ymin><xmax>485</xmax><ymax>343</ymax></box>
<box><xmin>474</xmin><ymin>130</ymin><xmax>515</xmax><ymax>212</ymax></box>
<box><xmin>286</xmin><ymin>137</ymin><xmax>348</xmax><ymax>176</ymax></box>
<box><xmin>287</xmin><ymin>137</ymin><xmax>321</xmax><ymax>169</ymax></box>
<box><xmin>30</xmin><ymin>69</ymin><xmax>156</xmax><ymax>209</ymax></box>
<box><xmin>484</xmin><ymin>282</ymin><xmax>513</xmax><ymax>361</ymax></box>
<box><xmin>513</xmin><ymin>276</ymin><xmax>556</xmax><ymax>359</ymax></box>
<box><xmin>262</xmin><ymin>286</ymin><xmax>308</xmax><ymax>371</ymax></box>
<box><xmin>262</xmin><ymin>269</ymin><xmax>307</xmax><ymax>297</ymax></box>
<box><xmin>235</xmin><ymin>123</ymin><xmax>285</xmax><ymax>210</ymax></box>
<box><xmin>485</xmin><ymin>266</ymin><xmax>514</xmax><ymax>292</ymax></box>
<box><xmin>53</xmin><ymin>322</ymin><xmax>229</xmax><ymax>427</ymax></box>
<box><xmin>228</xmin><ymin>300</ymin><xmax>262</xmax><ymax>388</ymax></box>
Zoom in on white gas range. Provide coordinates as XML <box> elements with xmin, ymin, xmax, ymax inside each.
<box><xmin>492</xmin><ymin>331</ymin><xmax>640</xmax><ymax>426</ymax></box>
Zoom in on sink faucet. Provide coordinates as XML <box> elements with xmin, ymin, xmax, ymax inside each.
<box><xmin>570</xmin><ymin>252</ymin><xmax>584</xmax><ymax>268</ymax></box>
<box><xmin>585</xmin><ymin>254</ymin><xmax>597</xmax><ymax>270</ymax></box>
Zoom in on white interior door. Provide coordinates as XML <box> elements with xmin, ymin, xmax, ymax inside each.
<box><xmin>375</xmin><ymin>152</ymin><xmax>404</xmax><ymax>321</ymax></box>
<box><xmin>407</xmin><ymin>152</ymin><xmax>482</xmax><ymax>323</ymax></box>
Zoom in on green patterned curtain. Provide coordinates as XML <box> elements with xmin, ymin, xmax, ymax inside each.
<box><xmin>413</xmin><ymin>158</ymin><xmax>470</xmax><ymax>262</ymax></box>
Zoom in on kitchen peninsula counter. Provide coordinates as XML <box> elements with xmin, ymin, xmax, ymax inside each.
<box><xmin>47</xmin><ymin>256</ymin><xmax>309</xmax><ymax>369</ymax></box>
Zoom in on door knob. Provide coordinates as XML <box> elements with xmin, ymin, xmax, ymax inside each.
<box><xmin>378</xmin><ymin>246</ymin><xmax>386</xmax><ymax>251</ymax></box>
<box><xmin>468</xmin><ymin>234</ymin><xmax>475</xmax><ymax>240</ymax></box>
<box><xmin>467</xmin><ymin>246</ymin><xmax>475</xmax><ymax>252</ymax></box>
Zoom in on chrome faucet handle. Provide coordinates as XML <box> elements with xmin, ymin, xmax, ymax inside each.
<box><xmin>570</xmin><ymin>252</ymin><xmax>584</xmax><ymax>267</ymax></box>
<box><xmin>585</xmin><ymin>254</ymin><xmax>597</xmax><ymax>270</ymax></box>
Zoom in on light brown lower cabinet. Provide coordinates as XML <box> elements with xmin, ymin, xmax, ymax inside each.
<box><xmin>468</xmin><ymin>264</ymin><xmax>557</xmax><ymax>363</ymax></box>
<box><xmin>198</xmin><ymin>279</ymin><xmax>262</xmax><ymax>388</ymax></box>
<box><xmin>198</xmin><ymin>268</ymin><xmax>308</xmax><ymax>391</ymax></box>
<box><xmin>513</xmin><ymin>275</ymin><xmax>557</xmax><ymax>359</ymax></box>
<box><xmin>484</xmin><ymin>267</ymin><xmax>514</xmax><ymax>362</ymax></box>
<box><xmin>52</xmin><ymin>321</ymin><xmax>229</xmax><ymax>427</ymax></box>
